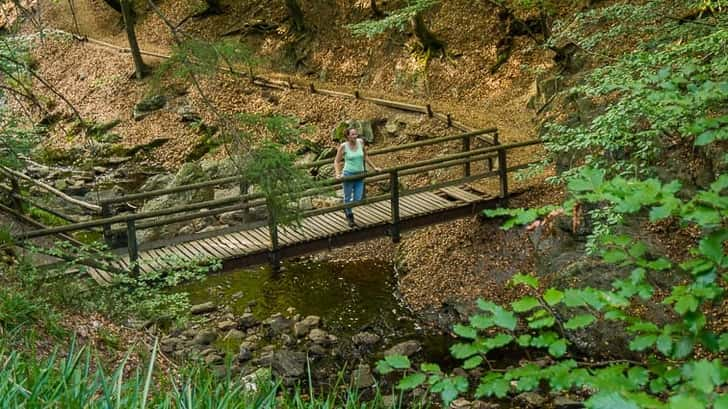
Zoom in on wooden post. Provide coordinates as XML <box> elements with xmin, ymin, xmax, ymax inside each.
<box><xmin>266</xmin><ymin>198</ymin><xmax>280</xmax><ymax>267</ymax></box>
<box><xmin>426</xmin><ymin>104</ymin><xmax>433</xmax><ymax>117</ymax></box>
<box><xmin>389</xmin><ymin>170</ymin><xmax>400</xmax><ymax>243</ymax></box>
<box><xmin>309</xmin><ymin>82</ymin><xmax>316</xmax><ymax>93</ymax></box>
<box><xmin>126</xmin><ymin>219</ymin><xmax>139</xmax><ymax>275</ymax></box>
<box><xmin>9</xmin><ymin>177</ymin><xmax>23</xmax><ymax>213</ymax></box>
<box><xmin>489</xmin><ymin>131</ymin><xmax>499</xmax><ymax>172</ymax></box>
<box><xmin>101</xmin><ymin>203</ymin><xmax>113</xmax><ymax>247</ymax></box>
<box><xmin>354</xmin><ymin>90</ymin><xmax>360</xmax><ymax>99</ymax></box>
<box><xmin>446</xmin><ymin>114</ymin><xmax>452</xmax><ymax>127</ymax></box>
<box><xmin>498</xmin><ymin>147</ymin><xmax>508</xmax><ymax>202</ymax></box>
<box><xmin>462</xmin><ymin>135</ymin><xmax>471</xmax><ymax>177</ymax></box>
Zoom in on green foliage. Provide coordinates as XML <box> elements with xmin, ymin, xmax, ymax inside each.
<box><xmin>241</xmin><ymin>141</ymin><xmax>315</xmax><ymax>226</ymax></box>
<box><xmin>545</xmin><ymin>5</ymin><xmax>728</xmax><ymax>179</ymax></box>
<box><xmin>483</xmin><ymin>205</ymin><xmax>559</xmax><ymax>230</ymax></box>
<box><xmin>387</xmin><ymin>160</ymin><xmax>727</xmax><ymax>407</ymax></box>
<box><xmin>156</xmin><ymin>38</ymin><xmax>259</xmax><ymax>83</ymax></box>
<box><xmin>348</xmin><ymin>0</ymin><xmax>439</xmax><ymax>38</ymax></box>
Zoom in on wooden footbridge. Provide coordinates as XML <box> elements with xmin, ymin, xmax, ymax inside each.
<box><xmin>5</xmin><ymin>128</ymin><xmax>540</xmax><ymax>285</ymax></box>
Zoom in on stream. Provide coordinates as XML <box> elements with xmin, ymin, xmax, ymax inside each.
<box><xmin>178</xmin><ymin>259</ymin><xmax>455</xmax><ymax>366</ymax></box>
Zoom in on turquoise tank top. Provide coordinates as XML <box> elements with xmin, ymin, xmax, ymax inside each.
<box><xmin>343</xmin><ymin>139</ymin><xmax>365</xmax><ymax>173</ymax></box>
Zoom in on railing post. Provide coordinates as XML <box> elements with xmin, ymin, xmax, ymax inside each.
<box><xmin>126</xmin><ymin>219</ymin><xmax>139</xmax><ymax>275</ymax></box>
<box><xmin>498</xmin><ymin>147</ymin><xmax>508</xmax><ymax>203</ymax></box>
<box><xmin>462</xmin><ymin>134</ymin><xmax>471</xmax><ymax>177</ymax></box>
<box><xmin>489</xmin><ymin>131</ymin><xmax>499</xmax><ymax>172</ymax></box>
<box><xmin>239</xmin><ymin>181</ymin><xmax>250</xmax><ymax>223</ymax></box>
<box><xmin>266</xmin><ymin>198</ymin><xmax>280</xmax><ymax>268</ymax></box>
<box><xmin>389</xmin><ymin>170</ymin><xmax>400</xmax><ymax>243</ymax></box>
<box><xmin>101</xmin><ymin>203</ymin><xmax>113</xmax><ymax>247</ymax></box>
<box><xmin>9</xmin><ymin>177</ymin><xmax>23</xmax><ymax>213</ymax></box>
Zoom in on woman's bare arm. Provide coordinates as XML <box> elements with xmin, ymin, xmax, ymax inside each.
<box><xmin>334</xmin><ymin>144</ymin><xmax>345</xmax><ymax>178</ymax></box>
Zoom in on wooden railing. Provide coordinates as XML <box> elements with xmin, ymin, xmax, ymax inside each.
<box><xmin>13</xmin><ymin>137</ymin><xmax>542</xmax><ymax>273</ymax></box>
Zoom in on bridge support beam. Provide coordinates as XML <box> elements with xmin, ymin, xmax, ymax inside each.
<box><xmin>126</xmin><ymin>219</ymin><xmax>139</xmax><ymax>275</ymax></box>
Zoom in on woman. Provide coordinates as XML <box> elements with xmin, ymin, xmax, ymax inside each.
<box><xmin>334</xmin><ymin>127</ymin><xmax>380</xmax><ymax>228</ymax></box>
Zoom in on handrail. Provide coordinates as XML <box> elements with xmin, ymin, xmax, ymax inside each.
<box><xmin>98</xmin><ymin>127</ymin><xmax>499</xmax><ymax>205</ymax></box>
<box><xmin>16</xmin><ymin>139</ymin><xmax>542</xmax><ymax>241</ymax></box>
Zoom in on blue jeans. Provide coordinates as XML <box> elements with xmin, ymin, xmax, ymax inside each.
<box><xmin>342</xmin><ymin>171</ymin><xmax>365</xmax><ymax>217</ymax></box>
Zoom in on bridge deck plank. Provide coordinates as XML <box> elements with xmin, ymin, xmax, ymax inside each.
<box><xmin>86</xmin><ymin>188</ymin><xmax>493</xmax><ymax>284</ymax></box>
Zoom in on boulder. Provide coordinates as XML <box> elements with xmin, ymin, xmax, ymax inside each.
<box><xmin>293</xmin><ymin>315</ymin><xmax>321</xmax><ymax>338</ymax></box>
<box><xmin>352</xmin><ymin>332</ymin><xmax>380</xmax><ymax>346</ymax></box>
<box><xmin>554</xmin><ymin>396</ymin><xmax>585</xmax><ymax>409</ymax></box>
<box><xmin>140</xmin><ymin>173</ymin><xmax>174</xmax><ymax>192</ymax></box>
<box><xmin>332</xmin><ymin>119</ymin><xmax>374</xmax><ymax>143</ymax></box>
<box><xmin>192</xmin><ymin>330</ymin><xmax>217</xmax><ymax>346</ymax></box>
<box><xmin>383</xmin><ymin>340</ymin><xmax>421</xmax><ymax>357</ymax></box>
<box><xmin>308</xmin><ymin>328</ymin><xmax>337</xmax><ymax>345</ymax></box>
<box><xmin>239</xmin><ymin>313</ymin><xmax>259</xmax><ymax>329</ymax></box>
<box><xmin>237</xmin><ymin>347</ymin><xmax>252</xmax><ymax>362</ymax></box>
<box><xmin>266</xmin><ymin>314</ymin><xmax>293</xmax><ymax>335</ymax></box>
<box><xmin>224</xmin><ymin>329</ymin><xmax>245</xmax><ymax>341</ymax></box>
<box><xmin>134</xmin><ymin>95</ymin><xmax>166</xmax><ymax>120</ymax></box>
<box><xmin>217</xmin><ymin>320</ymin><xmax>238</xmax><ymax>331</ymax></box>
<box><xmin>271</xmin><ymin>350</ymin><xmax>307</xmax><ymax>379</ymax></box>
<box><xmin>515</xmin><ymin>392</ymin><xmax>546</xmax><ymax>408</ymax></box>
<box><xmin>190</xmin><ymin>302</ymin><xmax>216</xmax><ymax>315</ymax></box>
<box><xmin>350</xmin><ymin>364</ymin><xmax>375</xmax><ymax>388</ymax></box>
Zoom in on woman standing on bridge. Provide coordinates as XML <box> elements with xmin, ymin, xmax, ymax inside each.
<box><xmin>334</xmin><ymin>127</ymin><xmax>381</xmax><ymax>228</ymax></box>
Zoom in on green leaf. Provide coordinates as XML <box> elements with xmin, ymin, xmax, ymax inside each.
<box><xmin>517</xmin><ymin>334</ymin><xmax>532</xmax><ymax>347</ymax></box>
<box><xmin>453</xmin><ymin>324</ymin><xmax>478</xmax><ymax>339</ymax></box>
<box><xmin>528</xmin><ymin>315</ymin><xmax>556</xmax><ymax>329</ymax></box>
<box><xmin>656</xmin><ymin>334</ymin><xmax>673</xmax><ymax>355</ymax></box>
<box><xmin>511</xmin><ymin>273</ymin><xmax>540</xmax><ymax>289</ymax></box>
<box><xmin>673</xmin><ymin>337</ymin><xmax>694</xmax><ymax>359</ymax></box>
<box><xmin>668</xmin><ymin>395</ymin><xmax>706</xmax><ymax>409</ymax></box>
<box><xmin>699</xmin><ymin>230</ymin><xmax>727</xmax><ymax>264</ymax></box>
<box><xmin>714</xmin><ymin>395</ymin><xmax>728</xmax><ymax>409</ymax></box>
<box><xmin>420</xmin><ymin>363</ymin><xmax>441</xmax><ymax>373</ymax></box>
<box><xmin>563</xmin><ymin>289</ymin><xmax>587</xmax><ymax>307</ymax></box>
<box><xmin>493</xmin><ymin>309</ymin><xmax>517</xmax><ymax>331</ymax></box>
<box><xmin>450</xmin><ymin>343</ymin><xmax>479</xmax><ymax>359</ymax></box>
<box><xmin>384</xmin><ymin>355</ymin><xmax>411</xmax><ymax>369</ymax></box>
<box><xmin>629</xmin><ymin>335</ymin><xmax>656</xmax><ymax>351</ymax></box>
<box><xmin>674</xmin><ymin>294</ymin><xmax>699</xmax><ymax>315</ymax></box>
<box><xmin>469</xmin><ymin>314</ymin><xmax>493</xmax><ymax>330</ymax></box>
<box><xmin>543</xmin><ymin>288</ymin><xmax>565</xmax><ymax>306</ymax></box>
<box><xmin>564</xmin><ymin>314</ymin><xmax>596</xmax><ymax>330</ymax></box>
<box><xmin>569</xmin><ymin>167</ymin><xmax>605</xmax><ymax>192</ymax></box>
<box><xmin>476</xmin><ymin>299</ymin><xmax>498</xmax><ymax>313</ymax></box>
<box><xmin>719</xmin><ymin>333</ymin><xmax>728</xmax><ymax>351</ymax></box>
<box><xmin>475</xmin><ymin>373</ymin><xmax>509</xmax><ymax>398</ymax></box>
<box><xmin>397</xmin><ymin>373</ymin><xmax>426</xmax><ymax>390</ymax></box>
<box><xmin>548</xmin><ymin>339</ymin><xmax>568</xmax><ymax>357</ymax></box>
<box><xmin>587</xmin><ymin>392</ymin><xmax>640</xmax><ymax>409</ymax></box>
<box><xmin>687</xmin><ymin>360</ymin><xmax>720</xmax><ymax>394</ymax></box>
<box><xmin>376</xmin><ymin>360</ymin><xmax>393</xmax><ymax>374</ymax></box>
<box><xmin>511</xmin><ymin>297</ymin><xmax>541</xmax><ymax>312</ymax></box>
<box><xmin>463</xmin><ymin>355</ymin><xmax>483</xmax><ymax>370</ymax></box>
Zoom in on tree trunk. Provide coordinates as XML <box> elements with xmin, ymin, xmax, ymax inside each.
<box><xmin>284</xmin><ymin>0</ymin><xmax>305</xmax><ymax>32</ymax></box>
<box><xmin>411</xmin><ymin>12</ymin><xmax>445</xmax><ymax>55</ymax></box>
<box><xmin>370</xmin><ymin>0</ymin><xmax>383</xmax><ymax>17</ymax></box>
<box><xmin>120</xmin><ymin>0</ymin><xmax>146</xmax><ymax>79</ymax></box>
<box><xmin>102</xmin><ymin>0</ymin><xmax>122</xmax><ymax>13</ymax></box>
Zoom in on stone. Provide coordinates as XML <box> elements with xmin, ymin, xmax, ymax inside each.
<box><xmin>134</xmin><ymin>95</ymin><xmax>166</xmax><ymax>120</ymax></box>
<box><xmin>140</xmin><ymin>173</ymin><xmax>173</xmax><ymax>192</ymax></box>
<box><xmin>190</xmin><ymin>302</ymin><xmax>216</xmax><ymax>315</ymax></box>
<box><xmin>224</xmin><ymin>329</ymin><xmax>245</xmax><ymax>341</ymax></box>
<box><xmin>383</xmin><ymin>340</ymin><xmax>421</xmax><ymax>357</ymax></box>
<box><xmin>204</xmin><ymin>354</ymin><xmax>224</xmax><ymax>365</ymax></box>
<box><xmin>308</xmin><ymin>344</ymin><xmax>327</xmax><ymax>356</ymax></box>
<box><xmin>351</xmin><ymin>364</ymin><xmax>375</xmax><ymax>388</ymax></box>
<box><xmin>215</xmin><ymin>320</ymin><xmax>237</xmax><ymax>331</ymax></box>
<box><xmin>450</xmin><ymin>398</ymin><xmax>472</xmax><ymax>409</ymax></box>
<box><xmin>293</xmin><ymin>315</ymin><xmax>321</xmax><ymax>338</ymax></box>
<box><xmin>384</xmin><ymin>119</ymin><xmax>400</xmax><ymax>136</ymax></box>
<box><xmin>177</xmin><ymin>105</ymin><xmax>201</xmax><ymax>122</ymax></box>
<box><xmin>381</xmin><ymin>395</ymin><xmax>396</xmax><ymax>408</ymax></box>
<box><xmin>237</xmin><ymin>347</ymin><xmax>252</xmax><ymax>362</ymax></box>
<box><xmin>266</xmin><ymin>314</ymin><xmax>293</xmax><ymax>335</ymax></box>
<box><xmin>271</xmin><ymin>350</ymin><xmax>307</xmax><ymax>379</ymax></box>
<box><xmin>515</xmin><ymin>392</ymin><xmax>547</xmax><ymax>408</ymax></box>
<box><xmin>352</xmin><ymin>332</ymin><xmax>380</xmax><ymax>346</ymax></box>
<box><xmin>554</xmin><ymin>396</ymin><xmax>584</xmax><ymax>409</ymax></box>
<box><xmin>214</xmin><ymin>186</ymin><xmax>241</xmax><ymax>201</ymax></box>
<box><xmin>308</xmin><ymin>328</ymin><xmax>336</xmax><ymax>345</ymax></box>
<box><xmin>192</xmin><ymin>330</ymin><xmax>217</xmax><ymax>346</ymax></box>
<box><xmin>239</xmin><ymin>313</ymin><xmax>259</xmax><ymax>329</ymax></box>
